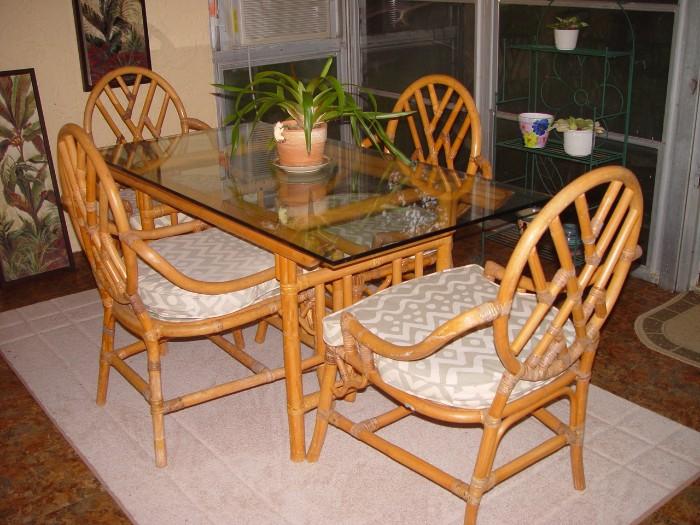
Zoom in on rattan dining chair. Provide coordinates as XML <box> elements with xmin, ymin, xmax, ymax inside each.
<box><xmin>352</xmin><ymin>75</ymin><xmax>493</xmax><ymax>299</ymax></box>
<box><xmin>383</xmin><ymin>74</ymin><xmax>491</xmax><ymax>177</ymax></box>
<box><xmin>84</xmin><ymin>66</ymin><xmax>209</xmax><ymax>231</ymax></box>
<box><xmin>56</xmin><ymin>123</ymin><xmax>316</xmax><ymax>467</ymax></box>
<box><xmin>308</xmin><ymin>165</ymin><xmax>643</xmax><ymax>524</ymax></box>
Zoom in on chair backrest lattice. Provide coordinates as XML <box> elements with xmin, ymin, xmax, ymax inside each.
<box><xmin>488</xmin><ymin>166</ymin><xmax>643</xmax><ymax>385</ymax></box>
<box><xmin>84</xmin><ymin>66</ymin><xmax>190</xmax><ymax>146</ymax></box>
<box><xmin>57</xmin><ymin>124</ymin><xmax>136</xmax><ymax>305</ymax></box>
<box><xmin>385</xmin><ymin>74</ymin><xmax>485</xmax><ymax>175</ymax></box>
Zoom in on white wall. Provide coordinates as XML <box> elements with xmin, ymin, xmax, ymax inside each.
<box><xmin>0</xmin><ymin>0</ymin><xmax>216</xmax><ymax>250</ymax></box>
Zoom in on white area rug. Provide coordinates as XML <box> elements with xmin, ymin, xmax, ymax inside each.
<box><xmin>1</xmin><ymin>289</ymin><xmax>698</xmax><ymax>525</ymax></box>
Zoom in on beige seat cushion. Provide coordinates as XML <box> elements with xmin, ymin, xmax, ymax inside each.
<box><xmin>138</xmin><ymin>228</ymin><xmax>278</xmax><ymax>321</ymax></box>
<box><xmin>322</xmin><ymin>264</ymin><xmax>575</xmax><ymax>409</ymax></box>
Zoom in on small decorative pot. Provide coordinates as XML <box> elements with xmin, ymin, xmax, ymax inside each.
<box><xmin>554</xmin><ymin>29</ymin><xmax>580</xmax><ymax>50</ymax></box>
<box><xmin>518</xmin><ymin>112</ymin><xmax>554</xmax><ymax>149</ymax></box>
<box><xmin>275</xmin><ymin>120</ymin><xmax>327</xmax><ymax>167</ymax></box>
<box><xmin>563</xmin><ymin>129</ymin><xmax>594</xmax><ymax>157</ymax></box>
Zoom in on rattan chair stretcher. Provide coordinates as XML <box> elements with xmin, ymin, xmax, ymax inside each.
<box><xmin>308</xmin><ymin>165</ymin><xmax>643</xmax><ymax>524</ymax></box>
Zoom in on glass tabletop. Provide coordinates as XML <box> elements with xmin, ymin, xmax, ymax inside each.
<box><xmin>101</xmin><ymin>125</ymin><xmax>550</xmax><ymax>267</ymax></box>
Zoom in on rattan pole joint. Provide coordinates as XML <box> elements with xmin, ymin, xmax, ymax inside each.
<box><xmin>536</xmin><ymin>290</ymin><xmax>555</xmax><ymax>306</ymax></box>
<box><xmin>585</xmin><ymin>252</ymin><xmax>602</xmax><ymax>266</ymax></box>
<box><xmin>450</xmin><ymin>480</ymin><xmax>470</xmax><ymax>500</ymax></box>
<box><xmin>497</xmin><ymin>371</ymin><xmax>521</xmax><ymax>396</ymax></box>
<box><xmin>621</xmin><ymin>245</ymin><xmax>642</xmax><ymax>262</ymax></box>
<box><xmin>552</xmin><ymin>267</ymin><xmax>575</xmax><ymax>288</ymax></box>
<box><xmin>350</xmin><ymin>416</ymin><xmax>381</xmax><ymax>437</ymax></box>
<box><xmin>128</xmin><ymin>294</ymin><xmax>147</xmax><ymax>315</ymax></box>
<box><xmin>590</xmin><ymin>217</ymin><xmax>603</xmax><ymax>237</ymax></box>
<box><xmin>481</xmin><ymin>411</ymin><xmax>501</xmax><ymax>428</ymax></box>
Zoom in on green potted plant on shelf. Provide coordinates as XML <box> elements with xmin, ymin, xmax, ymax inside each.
<box><xmin>549</xmin><ymin>117</ymin><xmax>605</xmax><ymax>157</ymax></box>
<box><xmin>214</xmin><ymin>57</ymin><xmax>413</xmax><ymax>168</ymax></box>
<box><xmin>547</xmin><ymin>16</ymin><xmax>589</xmax><ymax>51</ymax></box>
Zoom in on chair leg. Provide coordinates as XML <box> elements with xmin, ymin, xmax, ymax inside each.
<box><xmin>570</xmin><ymin>377</ymin><xmax>590</xmax><ymax>490</ymax></box>
<box><xmin>233</xmin><ymin>328</ymin><xmax>245</xmax><ymax>349</ymax></box>
<box><xmin>145</xmin><ymin>337</ymin><xmax>168</xmax><ymax>467</ymax></box>
<box><xmin>254</xmin><ymin>320</ymin><xmax>269</xmax><ymax>344</ymax></box>
<box><xmin>306</xmin><ymin>360</ymin><xmax>338</xmax><ymax>462</ymax></box>
<box><xmin>465</xmin><ymin>422</ymin><xmax>501</xmax><ymax>525</ymax></box>
<box><xmin>96</xmin><ymin>304</ymin><xmax>115</xmax><ymax>406</ymax></box>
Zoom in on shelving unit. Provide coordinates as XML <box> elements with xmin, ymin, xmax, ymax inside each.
<box><xmin>487</xmin><ymin>0</ymin><xmax>635</xmax><ymax>263</ymax></box>
<box><xmin>494</xmin><ymin>0</ymin><xmax>635</xmax><ymax>191</ymax></box>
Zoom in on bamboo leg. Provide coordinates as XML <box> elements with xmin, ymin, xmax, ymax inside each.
<box><xmin>570</xmin><ymin>377</ymin><xmax>590</xmax><ymax>490</ymax></box>
<box><xmin>233</xmin><ymin>328</ymin><xmax>245</xmax><ymax>349</ymax></box>
<box><xmin>254</xmin><ymin>320</ymin><xmax>269</xmax><ymax>344</ymax></box>
<box><xmin>307</xmin><ymin>359</ymin><xmax>338</xmax><ymax>462</ymax></box>
<box><xmin>465</xmin><ymin>422</ymin><xmax>501</xmax><ymax>525</ymax></box>
<box><xmin>145</xmin><ymin>336</ymin><xmax>167</xmax><ymax>467</ymax></box>
<box><xmin>279</xmin><ymin>257</ymin><xmax>306</xmax><ymax>461</ymax></box>
<box><xmin>96</xmin><ymin>303</ymin><xmax>114</xmax><ymax>406</ymax></box>
<box><xmin>314</xmin><ymin>284</ymin><xmax>327</xmax><ymax>385</ymax></box>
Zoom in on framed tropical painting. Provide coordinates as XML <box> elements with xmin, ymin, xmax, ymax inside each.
<box><xmin>72</xmin><ymin>0</ymin><xmax>152</xmax><ymax>91</ymax></box>
<box><xmin>0</xmin><ymin>69</ymin><xmax>74</xmax><ymax>284</ymax></box>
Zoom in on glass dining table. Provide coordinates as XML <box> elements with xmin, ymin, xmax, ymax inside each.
<box><xmin>100</xmin><ymin>124</ymin><xmax>549</xmax><ymax>461</ymax></box>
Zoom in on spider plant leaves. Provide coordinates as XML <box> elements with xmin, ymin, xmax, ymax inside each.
<box><xmin>214</xmin><ymin>56</ymin><xmax>414</xmax><ymax>163</ymax></box>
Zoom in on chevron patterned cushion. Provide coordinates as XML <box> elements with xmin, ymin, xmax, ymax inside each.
<box><xmin>137</xmin><ymin>228</ymin><xmax>278</xmax><ymax>321</ymax></box>
<box><xmin>322</xmin><ymin>264</ymin><xmax>575</xmax><ymax>409</ymax></box>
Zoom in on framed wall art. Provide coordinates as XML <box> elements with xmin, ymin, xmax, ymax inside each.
<box><xmin>72</xmin><ymin>0</ymin><xmax>152</xmax><ymax>91</ymax></box>
<box><xmin>0</xmin><ymin>68</ymin><xmax>74</xmax><ymax>284</ymax></box>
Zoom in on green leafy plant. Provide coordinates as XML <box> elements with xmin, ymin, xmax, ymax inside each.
<box><xmin>214</xmin><ymin>57</ymin><xmax>413</xmax><ymax>164</ymax></box>
<box><xmin>547</xmin><ymin>16</ymin><xmax>589</xmax><ymax>30</ymax></box>
<box><xmin>549</xmin><ymin>117</ymin><xmax>604</xmax><ymax>134</ymax></box>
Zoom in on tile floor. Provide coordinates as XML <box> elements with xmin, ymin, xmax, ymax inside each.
<box><xmin>0</xmin><ymin>247</ymin><xmax>698</xmax><ymax>524</ymax></box>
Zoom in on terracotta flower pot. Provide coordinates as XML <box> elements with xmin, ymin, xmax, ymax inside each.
<box><xmin>275</xmin><ymin>120</ymin><xmax>328</xmax><ymax>167</ymax></box>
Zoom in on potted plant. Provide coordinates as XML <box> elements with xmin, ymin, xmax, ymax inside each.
<box><xmin>549</xmin><ymin>117</ymin><xmax>605</xmax><ymax>157</ymax></box>
<box><xmin>215</xmin><ymin>57</ymin><xmax>412</xmax><ymax>168</ymax></box>
<box><xmin>547</xmin><ymin>16</ymin><xmax>589</xmax><ymax>51</ymax></box>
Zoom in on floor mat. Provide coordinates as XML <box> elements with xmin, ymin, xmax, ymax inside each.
<box><xmin>1</xmin><ymin>289</ymin><xmax>699</xmax><ymax>524</ymax></box>
<box><xmin>634</xmin><ymin>290</ymin><xmax>700</xmax><ymax>369</ymax></box>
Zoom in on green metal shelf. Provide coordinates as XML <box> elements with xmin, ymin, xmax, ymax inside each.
<box><xmin>508</xmin><ymin>43</ymin><xmax>631</xmax><ymax>58</ymax></box>
<box><xmin>496</xmin><ymin>137</ymin><xmax>624</xmax><ymax>166</ymax></box>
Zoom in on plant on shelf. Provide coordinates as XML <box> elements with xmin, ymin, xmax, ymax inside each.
<box><xmin>547</xmin><ymin>16</ymin><xmax>589</xmax><ymax>30</ymax></box>
<box><xmin>214</xmin><ymin>57</ymin><xmax>413</xmax><ymax>168</ymax></box>
<box><xmin>547</xmin><ymin>16</ymin><xmax>589</xmax><ymax>51</ymax></box>
<box><xmin>549</xmin><ymin>117</ymin><xmax>605</xmax><ymax>157</ymax></box>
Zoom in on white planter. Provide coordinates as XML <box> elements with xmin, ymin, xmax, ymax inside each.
<box><xmin>563</xmin><ymin>129</ymin><xmax>594</xmax><ymax>157</ymax></box>
<box><xmin>554</xmin><ymin>29</ymin><xmax>579</xmax><ymax>50</ymax></box>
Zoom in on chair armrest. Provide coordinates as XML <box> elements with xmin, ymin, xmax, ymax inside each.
<box><xmin>184</xmin><ymin>117</ymin><xmax>211</xmax><ymax>132</ymax></box>
<box><xmin>129</xmin><ymin>220</ymin><xmax>209</xmax><ymax>240</ymax></box>
<box><xmin>342</xmin><ymin>301</ymin><xmax>500</xmax><ymax>362</ymax></box>
<box><xmin>484</xmin><ymin>260</ymin><xmax>537</xmax><ymax>292</ymax></box>
<box><xmin>473</xmin><ymin>155</ymin><xmax>493</xmax><ymax>180</ymax></box>
<box><xmin>120</xmin><ymin>231</ymin><xmax>276</xmax><ymax>295</ymax></box>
